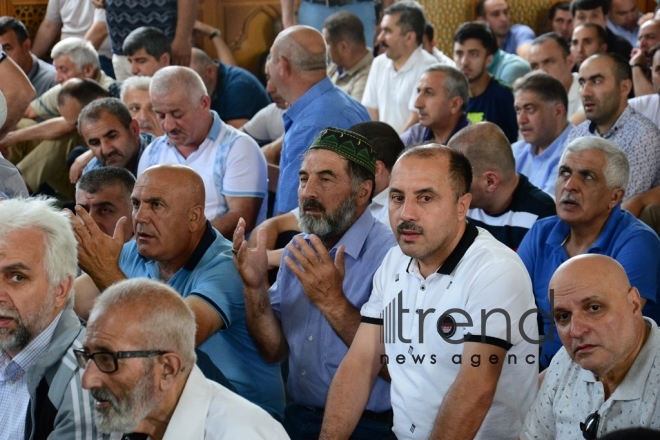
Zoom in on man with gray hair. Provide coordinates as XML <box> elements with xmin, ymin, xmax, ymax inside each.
<box><xmin>120</xmin><ymin>76</ymin><xmax>163</xmax><ymax>137</ymax></box>
<box><xmin>0</xmin><ymin>198</ymin><xmax>98</xmax><ymax>439</ymax></box>
<box><xmin>139</xmin><ymin>65</ymin><xmax>268</xmax><ymax>236</ymax></box>
<box><xmin>78</xmin><ymin>278</ymin><xmax>288</xmax><ymax>438</ymax></box>
<box><xmin>518</xmin><ymin>136</ymin><xmax>660</xmax><ymax>370</ymax></box>
<box><xmin>401</xmin><ymin>64</ymin><xmax>470</xmax><ymax>147</ymax></box>
<box><xmin>267</xmin><ymin>25</ymin><xmax>370</xmax><ymax>215</ymax></box>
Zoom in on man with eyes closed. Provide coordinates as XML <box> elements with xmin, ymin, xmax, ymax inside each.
<box><xmin>517</xmin><ymin>136</ymin><xmax>660</xmax><ymax>371</ymax></box>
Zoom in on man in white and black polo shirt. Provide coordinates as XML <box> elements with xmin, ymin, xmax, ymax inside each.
<box><xmin>320</xmin><ymin>144</ymin><xmax>539</xmax><ymax>439</ymax></box>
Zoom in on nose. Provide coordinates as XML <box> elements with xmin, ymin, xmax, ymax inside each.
<box><xmin>298</xmin><ymin>176</ymin><xmax>319</xmax><ymax>201</ymax></box>
<box><xmin>81</xmin><ymin>357</ymin><xmax>103</xmax><ymax>390</ymax></box>
<box><xmin>130</xmin><ymin>62</ymin><xmax>140</xmax><ymax>76</ymax></box>
<box><xmin>377</xmin><ymin>29</ymin><xmax>386</xmax><ymax>44</ymax></box>
<box><xmin>100</xmin><ymin>140</ymin><xmax>114</xmax><ymax>156</ymax></box>
<box><xmin>160</xmin><ymin>114</ymin><xmax>176</xmax><ymax>133</ymax></box>
<box><xmin>517</xmin><ymin>110</ymin><xmax>528</xmax><ymax>126</ymax></box>
<box><xmin>55</xmin><ymin>71</ymin><xmax>66</xmax><ymax>84</ymax></box>
<box><xmin>569</xmin><ymin>316</ymin><xmax>588</xmax><ymax>338</ymax></box>
<box><xmin>397</xmin><ymin>198</ymin><xmax>418</xmax><ymax>222</ymax></box>
<box><xmin>413</xmin><ymin>91</ymin><xmax>424</xmax><ymax>110</ymax></box>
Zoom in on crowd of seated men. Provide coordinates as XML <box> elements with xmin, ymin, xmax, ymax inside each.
<box><xmin>1</xmin><ymin>0</ymin><xmax>660</xmax><ymax>438</ymax></box>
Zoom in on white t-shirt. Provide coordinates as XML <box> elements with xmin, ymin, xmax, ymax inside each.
<box><xmin>45</xmin><ymin>0</ymin><xmax>112</xmax><ymax>58</ymax></box>
<box><xmin>362</xmin><ymin>46</ymin><xmax>438</xmax><ymax>133</ymax></box>
<box><xmin>0</xmin><ymin>89</ymin><xmax>6</xmax><ymax>130</ymax></box>
<box><xmin>567</xmin><ymin>73</ymin><xmax>583</xmax><ymax>119</ymax></box>
<box><xmin>138</xmin><ymin>112</ymin><xmax>269</xmax><ymax>226</ymax></box>
<box><xmin>361</xmin><ymin>225</ymin><xmax>538</xmax><ymax>439</ymax></box>
<box><xmin>241</xmin><ymin>103</ymin><xmax>285</xmax><ymax>142</ymax></box>
<box><xmin>628</xmin><ymin>93</ymin><xmax>660</xmax><ymax>128</ymax></box>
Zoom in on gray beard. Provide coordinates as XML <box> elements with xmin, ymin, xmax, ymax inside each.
<box><xmin>298</xmin><ymin>194</ymin><xmax>357</xmax><ymax>244</ymax></box>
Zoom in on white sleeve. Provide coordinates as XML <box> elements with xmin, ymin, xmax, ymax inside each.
<box><xmin>93</xmin><ymin>8</ymin><xmax>106</xmax><ymax>23</ymax></box>
<box><xmin>360</xmin><ymin>249</ymin><xmax>392</xmax><ymax>320</ymax></box>
<box><xmin>45</xmin><ymin>0</ymin><xmax>63</xmax><ymax>24</ymax></box>
<box><xmin>0</xmin><ymin>90</ymin><xmax>7</xmax><ymax>130</ymax></box>
<box><xmin>222</xmin><ymin>136</ymin><xmax>268</xmax><ymax>198</ymax></box>
<box><xmin>242</xmin><ymin>104</ymin><xmax>277</xmax><ymax>141</ymax></box>
<box><xmin>361</xmin><ymin>60</ymin><xmax>379</xmax><ymax>110</ymax></box>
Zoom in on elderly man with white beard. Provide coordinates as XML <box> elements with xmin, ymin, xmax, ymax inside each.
<box><xmin>233</xmin><ymin>127</ymin><xmax>397</xmax><ymax>439</ymax></box>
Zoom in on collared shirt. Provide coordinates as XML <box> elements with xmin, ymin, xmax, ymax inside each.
<box><xmin>517</xmin><ymin>206</ymin><xmax>660</xmax><ymax>369</ymax></box>
<box><xmin>328</xmin><ymin>50</ymin><xmax>374</xmax><ymax>102</ymax></box>
<box><xmin>401</xmin><ymin>114</ymin><xmax>470</xmax><ymax>148</ymax></box>
<box><xmin>119</xmin><ymin>223</ymin><xmax>285</xmax><ymax>416</ymax></box>
<box><xmin>502</xmin><ymin>23</ymin><xmax>536</xmax><ymax>55</ymax></box>
<box><xmin>513</xmin><ymin>123</ymin><xmax>573</xmax><ymax>195</ymax></box>
<box><xmin>276</xmin><ymin>77</ymin><xmax>369</xmax><ymax>213</ymax></box>
<box><xmin>567</xmin><ymin>106</ymin><xmax>660</xmax><ymax>199</ymax></box>
<box><xmin>0</xmin><ymin>311</ymin><xmax>63</xmax><ymax>440</ymax></box>
<box><xmin>487</xmin><ymin>49</ymin><xmax>531</xmax><ymax>86</ymax></box>
<box><xmin>83</xmin><ymin>132</ymin><xmax>154</xmax><ymax>176</ymax></box>
<box><xmin>607</xmin><ymin>17</ymin><xmax>641</xmax><ymax>48</ymax></box>
<box><xmin>212</xmin><ymin>62</ymin><xmax>271</xmax><ymax>122</ymax></box>
<box><xmin>430</xmin><ymin>47</ymin><xmax>456</xmax><ymax>67</ymax></box>
<box><xmin>521</xmin><ymin>318</ymin><xmax>660</xmax><ymax>439</ymax></box>
<box><xmin>269</xmin><ymin>209</ymin><xmax>396</xmax><ymax>411</ymax></box>
<box><xmin>138</xmin><ymin>111</ymin><xmax>268</xmax><ymax>225</ymax></box>
<box><xmin>361</xmin><ymin>224</ymin><xmax>538</xmax><ymax>439</ymax></box>
<box><xmin>467</xmin><ymin>174</ymin><xmax>556</xmax><ymax>250</ymax></box>
<box><xmin>567</xmin><ymin>73</ymin><xmax>583</xmax><ymax>119</ymax></box>
<box><xmin>241</xmin><ymin>103</ymin><xmax>286</xmax><ymax>144</ymax></box>
<box><xmin>362</xmin><ymin>45</ymin><xmax>438</xmax><ymax>133</ymax></box>
<box><xmin>368</xmin><ymin>188</ymin><xmax>390</xmax><ymax>226</ymax></box>
<box><xmin>27</xmin><ymin>54</ymin><xmax>57</xmax><ymax>98</ymax></box>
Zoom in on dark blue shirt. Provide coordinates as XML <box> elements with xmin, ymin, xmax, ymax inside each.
<box><xmin>466</xmin><ymin>77</ymin><xmax>518</xmax><ymax>144</ymax></box>
<box><xmin>212</xmin><ymin>63</ymin><xmax>270</xmax><ymax>122</ymax></box>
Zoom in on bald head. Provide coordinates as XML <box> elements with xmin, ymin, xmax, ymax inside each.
<box><xmin>271</xmin><ymin>25</ymin><xmax>327</xmax><ymax>75</ymax></box>
<box><xmin>551</xmin><ymin>254</ymin><xmax>631</xmax><ymax>295</ymax></box>
<box><xmin>447</xmin><ymin>122</ymin><xmax>516</xmax><ymax>178</ymax></box>
<box><xmin>140</xmin><ymin>164</ymin><xmax>206</xmax><ymax>209</ymax></box>
<box><xmin>639</xmin><ymin>19</ymin><xmax>660</xmax><ymax>53</ymax></box>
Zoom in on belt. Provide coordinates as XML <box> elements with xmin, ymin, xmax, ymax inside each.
<box><xmin>306</xmin><ymin>406</ymin><xmax>393</xmax><ymax>424</ymax></box>
<box><xmin>303</xmin><ymin>0</ymin><xmax>371</xmax><ymax>6</ymax></box>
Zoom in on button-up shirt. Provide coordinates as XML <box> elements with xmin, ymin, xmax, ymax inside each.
<box><xmin>328</xmin><ymin>50</ymin><xmax>373</xmax><ymax>102</ymax></box>
<box><xmin>0</xmin><ymin>311</ymin><xmax>62</xmax><ymax>440</ymax></box>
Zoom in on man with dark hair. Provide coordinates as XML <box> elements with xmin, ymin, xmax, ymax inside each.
<box><xmin>320</xmin><ymin>144</ymin><xmax>538</xmax><ymax>439</ymax></box>
<box><xmin>571</xmin><ymin>23</ymin><xmax>608</xmax><ymax>69</ymax></box>
<box><xmin>453</xmin><ymin>22</ymin><xmax>518</xmax><ymax>143</ymax></box>
<box><xmin>402</xmin><ymin>64</ymin><xmax>470</xmax><ymax>147</ymax></box>
<box><xmin>78</xmin><ymin>97</ymin><xmax>154</xmax><ymax>175</ymax></box>
<box><xmin>628</xmin><ymin>43</ymin><xmax>660</xmax><ymax>127</ymax></box>
<box><xmin>234</xmin><ymin>127</ymin><xmax>396</xmax><ymax>438</ymax></box>
<box><xmin>122</xmin><ymin>26</ymin><xmax>172</xmax><ymax>77</ymax></box>
<box><xmin>521</xmin><ymin>255</ymin><xmax>660</xmax><ymax>438</ymax></box>
<box><xmin>512</xmin><ymin>71</ymin><xmax>573</xmax><ymax>195</ymax></box>
<box><xmin>0</xmin><ymin>16</ymin><xmax>56</xmax><ymax>97</ymax></box>
<box><xmin>322</xmin><ymin>11</ymin><xmax>374</xmax><ymax>101</ymax></box>
<box><xmin>570</xmin><ymin>0</ymin><xmax>633</xmax><ymax>61</ymax></box>
<box><xmin>362</xmin><ymin>1</ymin><xmax>437</xmax><ymax>133</ymax></box>
<box><xmin>189</xmin><ymin>47</ymin><xmax>270</xmax><ymax>129</ymax></box>
<box><xmin>449</xmin><ymin>122</ymin><xmax>556</xmax><ymax>250</ymax></box>
<box><xmin>607</xmin><ymin>0</ymin><xmax>641</xmax><ymax>47</ymax></box>
<box><xmin>549</xmin><ymin>1</ymin><xmax>574</xmax><ymax>42</ymax></box>
<box><xmin>476</xmin><ymin>0</ymin><xmax>536</xmax><ymax>58</ymax></box>
<box><xmin>518</xmin><ymin>137</ymin><xmax>660</xmax><ymax>369</ymax></box>
<box><xmin>528</xmin><ymin>32</ymin><xmax>582</xmax><ymax>118</ymax></box>
<box><xmin>421</xmin><ymin>22</ymin><xmax>456</xmax><ymax>66</ymax></box>
<box><xmin>629</xmin><ymin>19</ymin><xmax>660</xmax><ymax>97</ymax></box>
<box><xmin>75</xmin><ymin>166</ymin><xmax>135</xmax><ymax>243</ymax></box>
<box><xmin>569</xmin><ymin>53</ymin><xmax>660</xmax><ymax>199</ymax></box>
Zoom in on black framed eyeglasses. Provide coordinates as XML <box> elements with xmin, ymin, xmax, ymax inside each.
<box><xmin>73</xmin><ymin>349</ymin><xmax>168</xmax><ymax>373</ymax></box>
<box><xmin>580</xmin><ymin>410</ymin><xmax>600</xmax><ymax>440</ymax></box>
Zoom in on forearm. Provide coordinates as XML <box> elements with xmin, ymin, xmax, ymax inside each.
<box><xmin>632</xmin><ymin>69</ymin><xmax>654</xmax><ymax>97</ymax></box>
<box><xmin>85</xmin><ymin>263</ymin><xmax>127</xmax><ymax>291</ymax></box>
<box><xmin>174</xmin><ymin>0</ymin><xmax>197</xmax><ymax>47</ymax></box>
<box><xmin>84</xmin><ymin>21</ymin><xmax>108</xmax><ymax>49</ymax></box>
<box><xmin>32</xmin><ymin>19</ymin><xmax>61</xmax><ymax>59</ymax></box>
<box><xmin>7</xmin><ymin>117</ymin><xmax>74</xmax><ymax>144</ymax></box>
<box><xmin>211</xmin><ymin>34</ymin><xmax>237</xmax><ymax>66</ymax></box>
<box><xmin>243</xmin><ymin>284</ymin><xmax>289</xmax><ymax>362</ymax></box>
<box><xmin>367</xmin><ymin>107</ymin><xmax>379</xmax><ymax>122</ymax></box>
<box><xmin>0</xmin><ymin>60</ymin><xmax>35</xmax><ymax>138</ymax></box>
<box><xmin>430</xmin><ymin>376</ymin><xmax>496</xmax><ymax>439</ymax></box>
<box><xmin>280</xmin><ymin>0</ymin><xmax>297</xmax><ymax>28</ymax></box>
<box><xmin>319</xmin><ymin>295</ymin><xmax>362</xmax><ymax>346</ymax></box>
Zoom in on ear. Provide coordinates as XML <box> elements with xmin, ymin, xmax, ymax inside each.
<box><xmin>374</xmin><ymin>160</ymin><xmax>387</xmax><ymax>180</ymax></box>
<box><xmin>599</xmin><ymin>43</ymin><xmax>607</xmax><ymax>53</ymax></box>
<box><xmin>476</xmin><ymin>15</ymin><xmax>486</xmax><ymax>22</ymax></box>
<box><xmin>404</xmin><ymin>30</ymin><xmax>417</xmax><ymax>47</ymax></box>
<box><xmin>53</xmin><ymin>274</ymin><xmax>73</xmax><ymax>310</ymax></box>
<box><xmin>189</xmin><ymin>205</ymin><xmax>205</xmax><ymax>232</ymax></box>
<box><xmin>129</xmin><ymin>119</ymin><xmax>140</xmax><ymax>138</ymax></box>
<box><xmin>160</xmin><ymin>52</ymin><xmax>171</xmax><ymax>67</ymax></box>
<box><xmin>199</xmin><ymin>94</ymin><xmax>211</xmax><ymax>111</ymax></box>
<box><xmin>205</xmin><ymin>63</ymin><xmax>215</xmax><ymax>79</ymax></box>
<box><xmin>485</xmin><ymin>52</ymin><xmax>494</xmax><ymax>68</ymax></box>
<box><xmin>608</xmin><ymin>187</ymin><xmax>625</xmax><ymax>209</ymax></box>
<box><xmin>456</xmin><ymin>192</ymin><xmax>472</xmax><ymax>220</ymax></box>
<box><xmin>23</xmin><ymin>38</ymin><xmax>32</xmax><ymax>52</ymax></box>
<box><xmin>357</xmin><ymin>179</ymin><xmax>374</xmax><ymax>206</ymax></box>
<box><xmin>553</xmin><ymin>101</ymin><xmax>565</xmax><ymax>118</ymax></box>
<box><xmin>566</xmin><ymin>53</ymin><xmax>575</xmax><ymax>68</ymax></box>
<box><xmin>484</xmin><ymin>171</ymin><xmax>500</xmax><ymax>192</ymax></box>
<box><xmin>449</xmin><ymin>96</ymin><xmax>463</xmax><ymax>115</ymax></box>
<box><xmin>82</xmin><ymin>63</ymin><xmax>96</xmax><ymax>78</ymax></box>
<box><xmin>619</xmin><ymin>78</ymin><xmax>633</xmax><ymax>100</ymax></box>
<box><xmin>279</xmin><ymin>55</ymin><xmax>292</xmax><ymax>79</ymax></box>
<box><xmin>157</xmin><ymin>353</ymin><xmax>185</xmax><ymax>391</ymax></box>
<box><xmin>627</xmin><ymin>286</ymin><xmax>643</xmax><ymax>315</ymax></box>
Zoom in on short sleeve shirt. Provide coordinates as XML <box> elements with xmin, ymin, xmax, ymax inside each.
<box><xmin>212</xmin><ymin>63</ymin><xmax>271</xmax><ymax>123</ymax></box>
<box><xmin>502</xmin><ymin>24</ymin><xmax>536</xmax><ymax>54</ymax></box>
<box><xmin>467</xmin><ymin>77</ymin><xmax>518</xmax><ymax>143</ymax></box>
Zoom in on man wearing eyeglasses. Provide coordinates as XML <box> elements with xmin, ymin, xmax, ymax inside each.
<box><xmin>77</xmin><ymin>278</ymin><xmax>288</xmax><ymax>439</ymax></box>
<box><xmin>0</xmin><ymin>198</ymin><xmax>98</xmax><ymax>440</ymax></box>
<box><xmin>520</xmin><ymin>254</ymin><xmax>660</xmax><ymax>439</ymax></box>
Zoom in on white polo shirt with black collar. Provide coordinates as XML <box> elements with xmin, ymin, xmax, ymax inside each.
<box><xmin>361</xmin><ymin>223</ymin><xmax>539</xmax><ymax>439</ymax></box>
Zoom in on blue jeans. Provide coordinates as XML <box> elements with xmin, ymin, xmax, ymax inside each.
<box><xmin>283</xmin><ymin>402</ymin><xmax>394</xmax><ymax>440</ymax></box>
<box><xmin>298</xmin><ymin>1</ymin><xmax>376</xmax><ymax>48</ymax></box>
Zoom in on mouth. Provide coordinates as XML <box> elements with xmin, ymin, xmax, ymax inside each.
<box><xmin>399</xmin><ymin>230</ymin><xmax>422</xmax><ymax>241</ymax></box>
<box><xmin>136</xmin><ymin>232</ymin><xmax>155</xmax><ymax>242</ymax></box>
<box><xmin>583</xmin><ymin>102</ymin><xmax>595</xmax><ymax>112</ymax></box>
<box><xmin>0</xmin><ymin>316</ymin><xmax>14</xmax><ymax>328</ymax></box>
<box><xmin>574</xmin><ymin>344</ymin><xmax>596</xmax><ymax>356</ymax></box>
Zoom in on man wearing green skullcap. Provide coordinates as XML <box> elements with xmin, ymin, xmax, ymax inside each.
<box><xmin>233</xmin><ymin>126</ymin><xmax>397</xmax><ymax>439</ymax></box>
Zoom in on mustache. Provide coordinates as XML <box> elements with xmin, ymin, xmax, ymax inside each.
<box><xmin>0</xmin><ymin>307</ymin><xmax>19</xmax><ymax>320</ymax></box>
<box><xmin>90</xmin><ymin>387</ymin><xmax>119</xmax><ymax>408</ymax></box>
<box><xmin>397</xmin><ymin>221</ymin><xmax>423</xmax><ymax>234</ymax></box>
<box><xmin>559</xmin><ymin>193</ymin><xmax>580</xmax><ymax>204</ymax></box>
<box><xmin>301</xmin><ymin>198</ymin><xmax>326</xmax><ymax>212</ymax></box>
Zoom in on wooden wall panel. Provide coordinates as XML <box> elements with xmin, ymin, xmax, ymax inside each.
<box><xmin>1</xmin><ymin>0</ymin><xmax>48</xmax><ymax>40</ymax></box>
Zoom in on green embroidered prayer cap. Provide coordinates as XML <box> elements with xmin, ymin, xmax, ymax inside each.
<box><xmin>307</xmin><ymin>127</ymin><xmax>377</xmax><ymax>175</ymax></box>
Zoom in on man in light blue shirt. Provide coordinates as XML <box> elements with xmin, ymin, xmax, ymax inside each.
<box><xmin>476</xmin><ymin>0</ymin><xmax>535</xmax><ymax>57</ymax></box>
<box><xmin>512</xmin><ymin>72</ymin><xmax>572</xmax><ymax>196</ymax></box>
<box><xmin>607</xmin><ymin>0</ymin><xmax>641</xmax><ymax>47</ymax></box>
<box><xmin>234</xmin><ymin>127</ymin><xmax>396</xmax><ymax>439</ymax></box>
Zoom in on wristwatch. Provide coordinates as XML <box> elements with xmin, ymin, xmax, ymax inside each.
<box><xmin>209</xmin><ymin>30</ymin><xmax>221</xmax><ymax>41</ymax></box>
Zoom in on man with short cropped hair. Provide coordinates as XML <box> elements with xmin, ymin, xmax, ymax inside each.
<box><xmin>476</xmin><ymin>0</ymin><xmax>536</xmax><ymax>58</ymax></box>
<box><xmin>0</xmin><ymin>198</ymin><xmax>98</xmax><ymax>439</ymax></box>
<box><xmin>518</xmin><ymin>137</ymin><xmax>660</xmax><ymax>369</ymax></box>
<box><xmin>0</xmin><ymin>16</ymin><xmax>56</xmax><ymax>97</ymax></box>
<box><xmin>122</xmin><ymin>26</ymin><xmax>172</xmax><ymax>77</ymax></box>
<box><xmin>528</xmin><ymin>32</ymin><xmax>582</xmax><ymax>118</ymax></box>
<box><xmin>453</xmin><ymin>22</ymin><xmax>518</xmax><ymax>143</ymax></box>
<box><xmin>76</xmin><ymin>166</ymin><xmax>135</xmax><ymax>243</ymax></box>
<box><xmin>401</xmin><ymin>64</ymin><xmax>470</xmax><ymax>147</ymax></box>
<box><xmin>421</xmin><ymin>22</ymin><xmax>456</xmax><ymax>66</ymax></box>
<box><xmin>120</xmin><ymin>76</ymin><xmax>163</xmax><ymax>137</ymax></box>
<box><xmin>549</xmin><ymin>1</ymin><xmax>574</xmax><ymax>42</ymax></box>
<box><xmin>570</xmin><ymin>0</ymin><xmax>633</xmax><ymax>60</ymax></box>
<box><xmin>79</xmin><ymin>278</ymin><xmax>288</xmax><ymax>439</ymax></box>
<box><xmin>362</xmin><ymin>1</ymin><xmax>437</xmax><ymax>133</ymax></box>
<box><xmin>568</xmin><ymin>53</ymin><xmax>660</xmax><ymax>199</ymax></box>
<box><xmin>607</xmin><ymin>0</ymin><xmax>641</xmax><ymax>47</ymax></box>
<box><xmin>322</xmin><ymin>10</ymin><xmax>374</xmax><ymax>102</ymax></box>
<box><xmin>570</xmin><ymin>23</ymin><xmax>608</xmax><ymax>69</ymax></box>
<box><xmin>629</xmin><ymin>19</ymin><xmax>660</xmax><ymax>97</ymax></box>
<box><xmin>521</xmin><ymin>255</ymin><xmax>660</xmax><ymax>437</ymax></box>
<box><xmin>512</xmin><ymin>71</ymin><xmax>573</xmax><ymax>195</ymax></box>
<box><xmin>628</xmin><ymin>43</ymin><xmax>660</xmax><ymax>126</ymax></box>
